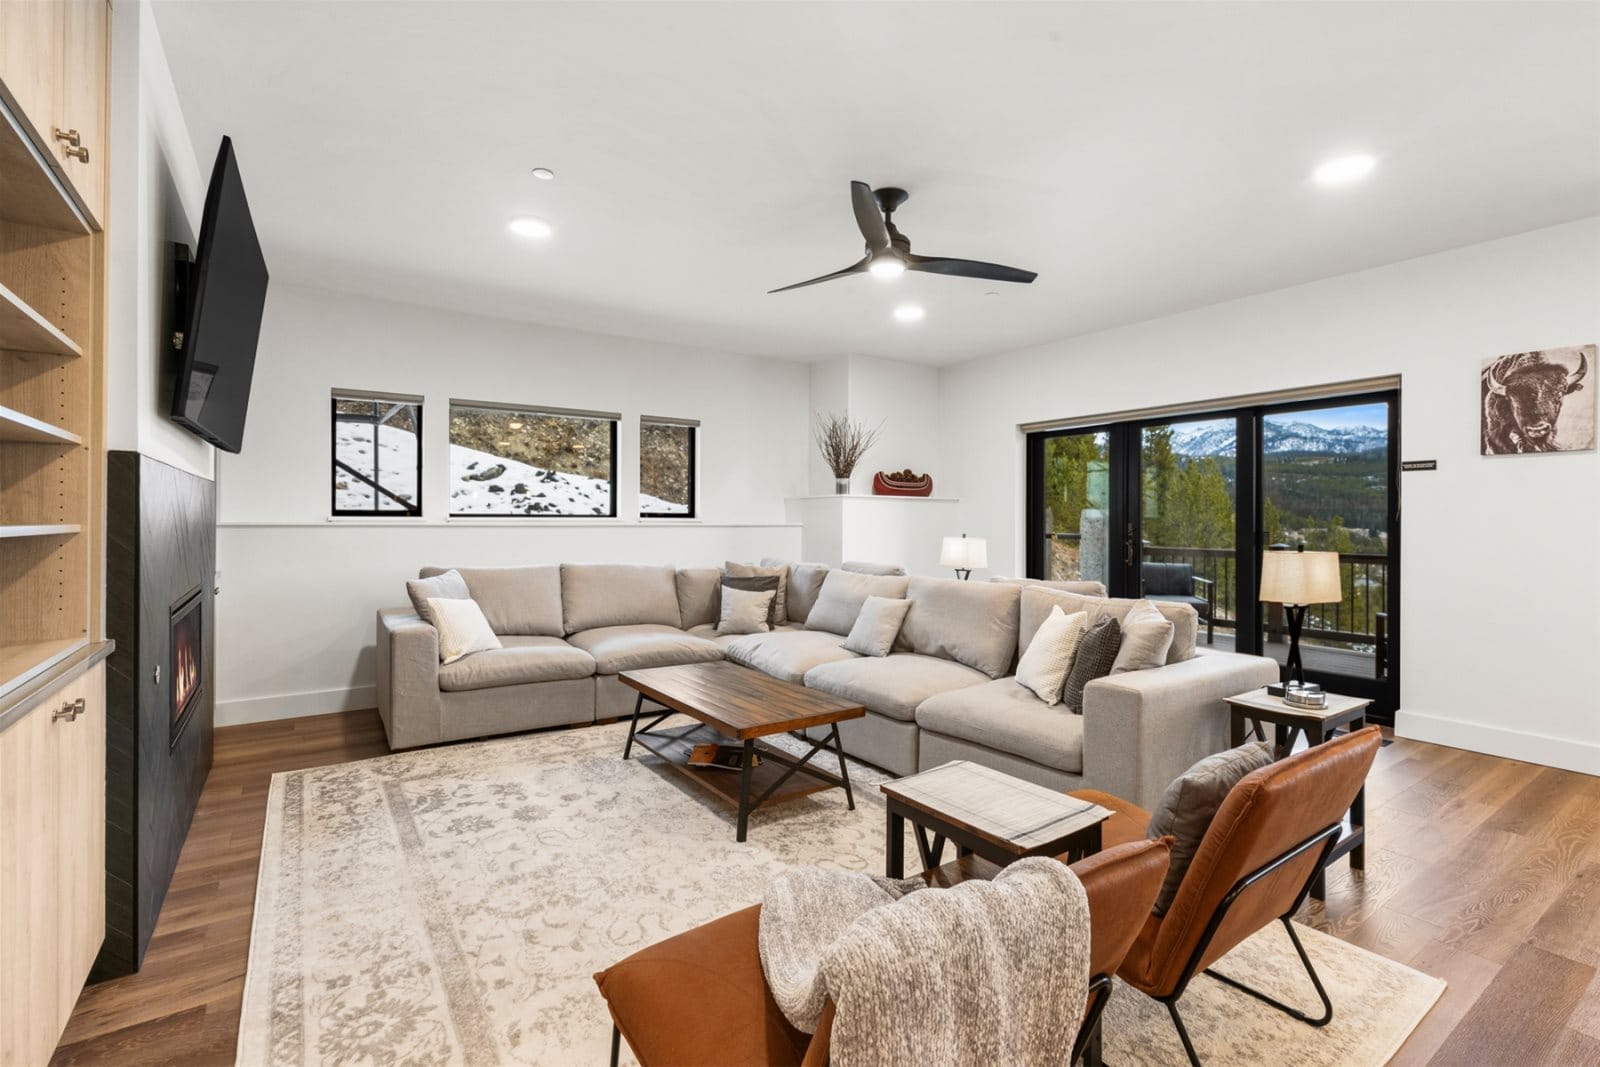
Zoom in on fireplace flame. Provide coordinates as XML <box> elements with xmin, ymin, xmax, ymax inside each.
<box><xmin>173</xmin><ymin>609</ymin><xmax>201</xmax><ymax>722</ymax></box>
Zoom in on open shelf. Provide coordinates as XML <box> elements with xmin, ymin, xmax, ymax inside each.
<box><xmin>0</xmin><ymin>523</ymin><xmax>79</xmax><ymax>539</ymax></box>
<box><xmin>0</xmin><ymin>402</ymin><xmax>82</xmax><ymax>444</ymax></box>
<box><xmin>0</xmin><ymin>279</ymin><xmax>83</xmax><ymax>358</ymax></box>
<box><xmin>0</xmin><ymin>636</ymin><xmax>89</xmax><ymax>702</ymax></box>
<box><xmin>0</xmin><ymin>93</ymin><xmax>90</xmax><ymax>236</ymax></box>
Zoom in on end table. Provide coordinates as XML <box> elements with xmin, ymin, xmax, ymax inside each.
<box><xmin>1223</xmin><ymin>687</ymin><xmax>1373</xmax><ymax>900</ymax></box>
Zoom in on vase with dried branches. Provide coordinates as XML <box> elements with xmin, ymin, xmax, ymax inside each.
<box><xmin>814</xmin><ymin>413</ymin><xmax>883</xmax><ymax>495</ymax></box>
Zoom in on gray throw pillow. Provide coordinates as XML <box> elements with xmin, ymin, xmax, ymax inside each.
<box><xmin>1112</xmin><ymin>599</ymin><xmax>1175</xmax><ymax>674</ymax></box>
<box><xmin>725</xmin><ymin>561</ymin><xmax>787</xmax><ymax>623</ymax></box>
<box><xmin>841</xmin><ymin>560</ymin><xmax>906</xmax><ymax>577</ymax></box>
<box><xmin>722</xmin><ymin>575</ymin><xmax>780</xmax><ymax>627</ymax></box>
<box><xmin>843</xmin><ymin>596</ymin><xmax>912</xmax><ymax>658</ymax></box>
<box><xmin>406</xmin><ymin>569</ymin><xmax>470</xmax><ymax>628</ymax></box>
<box><xmin>1146</xmin><ymin>741</ymin><xmax>1275</xmax><ymax>915</ymax></box>
<box><xmin>1062</xmin><ymin>616</ymin><xmax>1121</xmax><ymax>714</ymax></box>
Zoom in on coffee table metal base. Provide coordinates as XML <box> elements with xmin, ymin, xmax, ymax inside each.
<box><xmin>622</xmin><ymin>693</ymin><xmax>856</xmax><ymax>842</ymax></box>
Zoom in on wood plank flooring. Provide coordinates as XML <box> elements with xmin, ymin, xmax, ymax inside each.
<box><xmin>50</xmin><ymin>710</ymin><xmax>1600</xmax><ymax>1066</ymax></box>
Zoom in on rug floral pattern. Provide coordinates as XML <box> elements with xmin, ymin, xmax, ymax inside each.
<box><xmin>238</xmin><ymin>720</ymin><xmax>1442</xmax><ymax>1066</ymax></box>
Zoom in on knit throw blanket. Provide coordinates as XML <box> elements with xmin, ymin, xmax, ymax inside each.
<box><xmin>759</xmin><ymin>858</ymin><xmax>1090</xmax><ymax>1067</ymax></box>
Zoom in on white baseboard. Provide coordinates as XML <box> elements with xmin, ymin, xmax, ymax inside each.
<box><xmin>215</xmin><ymin>685</ymin><xmax>377</xmax><ymax>728</ymax></box>
<box><xmin>1395</xmin><ymin>708</ymin><xmax>1600</xmax><ymax>777</ymax></box>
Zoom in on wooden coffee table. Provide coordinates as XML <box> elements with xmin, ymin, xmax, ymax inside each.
<box><xmin>619</xmin><ymin>661</ymin><xmax>865</xmax><ymax>842</ymax></box>
<box><xmin>880</xmin><ymin>760</ymin><xmax>1112</xmax><ymax>878</ymax></box>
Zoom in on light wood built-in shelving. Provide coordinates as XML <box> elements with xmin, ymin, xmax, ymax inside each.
<box><xmin>0</xmin><ymin>402</ymin><xmax>82</xmax><ymax>445</ymax></box>
<box><xmin>0</xmin><ymin>94</ymin><xmax>89</xmax><ymax>235</ymax></box>
<box><xmin>0</xmin><ymin>524</ymin><xmax>79</xmax><ymax>539</ymax></box>
<box><xmin>0</xmin><ymin>637</ymin><xmax>88</xmax><ymax>702</ymax></box>
<box><xmin>0</xmin><ymin>279</ymin><xmax>84</xmax><ymax>357</ymax></box>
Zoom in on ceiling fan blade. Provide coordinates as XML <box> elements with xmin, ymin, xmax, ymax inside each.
<box><xmin>851</xmin><ymin>181</ymin><xmax>891</xmax><ymax>252</ymax></box>
<box><xmin>908</xmin><ymin>254</ymin><xmax>1037</xmax><ymax>284</ymax></box>
<box><xmin>767</xmin><ymin>257</ymin><xmax>870</xmax><ymax>294</ymax></box>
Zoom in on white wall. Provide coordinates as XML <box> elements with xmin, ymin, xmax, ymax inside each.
<box><xmin>105</xmin><ymin>0</ymin><xmax>214</xmax><ymax>479</ymax></box>
<box><xmin>214</xmin><ymin>285</ymin><xmax>809</xmax><ymax>723</ymax></box>
<box><xmin>935</xmin><ymin>218</ymin><xmax>1600</xmax><ymax>775</ymax></box>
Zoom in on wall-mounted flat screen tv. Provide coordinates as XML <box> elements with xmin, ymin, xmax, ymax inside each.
<box><xmin>170</xmin><ymin>135</ymin><xmax>268</xmax><ymax>454</ymax></box>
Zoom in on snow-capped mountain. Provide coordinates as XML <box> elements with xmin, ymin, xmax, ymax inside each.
<box><xmin>1167</xmin><ymin>420</ymin><xmax>1386</xmax><ymax>457</ymax></box>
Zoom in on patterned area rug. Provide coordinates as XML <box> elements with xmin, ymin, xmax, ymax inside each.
<box><xmin>238</xmin><ymin>719</ymin><xmax>1443</xmax><ymax>1065</ymax></box>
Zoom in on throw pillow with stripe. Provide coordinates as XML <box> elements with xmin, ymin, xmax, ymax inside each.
<box><xmin>1015</xmin><ymin>605</ymin><xmax>1089</xmax><ymax>705</ymax></box>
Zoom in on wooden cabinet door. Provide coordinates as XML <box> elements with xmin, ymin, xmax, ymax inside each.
<box><xmin>53</xmin><ymin>664</ymin><xmax>105</xmax><ymax>1025</ymax></box>
<box><xmin>0</xmin><ymin>1</ymin><xmax>63</xmax><ymax>151</ymax></box>
<box><xmin>56</xmin><ymin>0</ymin><xmax>107</xmax><ymax>227</ymax></box>
<box><xmin>0</xmin><ymin>695</ymin><xmax>64</xmax><ymax>1067</ymax></box>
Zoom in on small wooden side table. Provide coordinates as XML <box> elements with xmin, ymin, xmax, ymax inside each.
<box><xmin>1224</xmin><ymin>687</ymin><xmax>1372</xmax><ymax>900</ymax></box>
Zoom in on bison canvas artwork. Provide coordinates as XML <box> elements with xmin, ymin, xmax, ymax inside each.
<box><xmin>1480</xmin><ymin>345</ymin><xmax>1595</xmax><ymax>455</ymax></box>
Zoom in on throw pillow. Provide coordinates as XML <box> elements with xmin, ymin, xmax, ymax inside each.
<box><xmin>718</xmin><ymin>585</ymin><xmax>777</xmax><ymax>635</ymax></box>
<box><xmin>1062</xmin><ymin>616</ymin><xmax>1121</xmax><ymax>714</ymax></box>
<box><xmin>840</xmin><ymin>560</ymin><xmax>906</xmax><ymax>577</ymax></box>
<box><xmin>1146</xmin><ymin>740</ymin><xmax>1275</xmax><ymax>915</ymax></box>
<box><xmin>843</xmin><ymin>596</ymin><xmax>912</xmax><ymax>658</ymax></box>
<box><xmin>722</xmin><ymin>574</ymin><xmax>781</xmax><ymax>627</ymax></box>
<box><xmin>725</xmin><ymin>561</ymin><xmax>787</xmax><ymax>623</ymax></box>
<box><xmin>1015</xmin><ymin>606</ymin><xmax>1089</xmax><ymax>705</ymax></box>
<box><xmin>1111</xmin><ymin>599</ymin><xmax>1175</xmax><ymax>674</ymax></box>
<box><xmin>407</xmin><ymin>569</ymin><xmax>469</xmax><ymax>627</ymax></box>
<box><xmin>428</xmin><ymin>597</ymin><xmax>502</xmax><ymax>665</ymax></box>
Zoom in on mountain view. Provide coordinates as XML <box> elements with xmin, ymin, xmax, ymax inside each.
<box><xmin>1169</xmin><ymin>419</ymin><xmax>1388</xmax><ymax>457</ymax></box>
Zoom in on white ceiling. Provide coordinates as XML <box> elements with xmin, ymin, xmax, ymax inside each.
<box><xmin>151</xmin><ymin>1</ymin><xmax>1600</xmax><ymax>366</ymax></box>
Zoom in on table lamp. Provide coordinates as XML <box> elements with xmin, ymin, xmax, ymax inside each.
<box><xmin>1258</xmin><ymin>546</ymin><xmax>1341</xmax><ymax>687</ymax></box>
<box><xmin>940</xmin><ymin>534</ymin><xmax>987</xmax><ymax>581</ymax></box>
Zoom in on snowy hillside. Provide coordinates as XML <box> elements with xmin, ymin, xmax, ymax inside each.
<box><xmin>1168</xmin><ymin>420</ymin><xmax>1386</xmax><ymax>457</ymax></box>
<box><xmin>450</xmin><ymin>443</ymin><xmax>685</xmax><ymax>515</ymax></box>
<box><xmin>334</xmin><ymin>423</ymin><xmax>418</xmax><ymax>511</ymax></box>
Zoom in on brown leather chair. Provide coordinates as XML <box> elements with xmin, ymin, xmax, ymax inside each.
<box><xmin>595</xmin><ymin>836</ymin><xmax>1172</xmax><ymax>1067</ymax></box>
<box><xmin>1068</xmin><ymin>725</ymin><xmax>1382</xmax><ymax>1066</ymax></box>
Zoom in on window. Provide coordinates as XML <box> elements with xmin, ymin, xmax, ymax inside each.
<box><xmin>640</xmin><ymin>417</ymin><xmax>697</xmax><ymax>518</ymax></box>
<box><xmin>332</xmin><ymin>392</ymin><xmax>422</xmax><ymax>516</ymax></box>
<box><xmin>448</xmin><ymin>401</ymin><xmax>618</xmax><ymax>517</ymax></box>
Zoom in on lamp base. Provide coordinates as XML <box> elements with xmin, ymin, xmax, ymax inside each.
<box><xmin>952</xmin><ymin>568</ymin><xmax>971</xmax><ymax>581</ymax></box>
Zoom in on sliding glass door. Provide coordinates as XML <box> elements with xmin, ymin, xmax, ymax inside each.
<box><xmin>1026</xmin><ymin>390</ymin><xmax>1400</xmax><ymax>718</ymax></box>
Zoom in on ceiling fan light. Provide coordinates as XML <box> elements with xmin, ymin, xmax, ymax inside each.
<box><xmin>868</xmin><ymin>255</ymin><xmax>906</xmax><ymax>279</ymax></box>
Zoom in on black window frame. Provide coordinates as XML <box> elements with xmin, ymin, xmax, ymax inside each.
<box><xmin>330</xmin><ymin>393</ymin><xmax>424</xmax><ymax>517</ymax></box>
<box><xmin>639</xmin><ymin>418</ymin><xmax>697</xmax><ymax>520</ymax></box>
<box><xmin>446</xmin><ymin>402</ymin><xmax>620</xmax><ymax>519</ymax></box>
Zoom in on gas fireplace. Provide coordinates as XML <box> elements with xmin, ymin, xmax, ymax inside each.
<box><xmin>170</xmin><ymin>590</ymin><xmax>203</xmax><ymax>745</ymax></box>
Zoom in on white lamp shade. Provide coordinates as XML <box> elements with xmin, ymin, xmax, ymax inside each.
<box><xmin>940</xmin><ymin>536</ymin><xmax>988</xmax><ymax>570</ymax></box>
<box><xmin>1259</xmin><ymin>550</ymin><xmax>1342</xmax><ymax>605</ymax></box>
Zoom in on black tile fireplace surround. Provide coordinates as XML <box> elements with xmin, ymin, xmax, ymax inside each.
<box><xmin>98</xmin><ymin>451</ymin><xmax>217</xmax><ymax>979</ymax></box>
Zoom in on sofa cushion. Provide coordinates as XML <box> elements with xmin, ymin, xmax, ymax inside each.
<box><xmin>1063</xmin><ymin>616</ymin><xmax>1122</xmax><ymax>714</ymax></box>
<box><xmin>725</xmin><ymin>629</ymin><xmax>857</xmax><ymax>684</ymax></box>
<box><xmin>915</xmin><ymin>677</ymin><xmax>1085</xmax><ymax>774</ymax></box>
<box><xmin>566</xmin><ymin>624</ymin><xmax>724</xmax><ymax>674</ymax></box>
<box><xmin>1112</xmin><ymin>600</ymin><xmax>1175</xmax><ymax>674</ymax></box>
<box><xmin>687</xmin><ymin>623</ymin><xmax>792</xmax><ymax>649</ymax></box>
<box><xmin>560</xmin><ymin>563</ymin><xmax>681</xmax><ymax>633</ymax></box>
<box><xmin>437</xmin><ymin>635</ymin><xmax>594</xmax><ymax>691</ymax></box>
<box><xmin>724</xmin><ymin>561</ymin><xmax>788</xmax><ymax>625</ymax></box>
<box><xmin>804</xmin><ymin>570</ymin><xmax>911</xmax><ymax>636</ymax></box>
<box><xmin>802</xmin><ymin>653</ymin><xmax>988</xmax><ymax>723</ymax></box>
<box><xmin>761</xmin><ymin>558</ymin><xmax>830</xmax><ymax>624</ymax></box>
<box><xmin>989</xmin><ymin>575</ymin><xmax>1108</xmax><ymax>598</ymax></box>
<box><xmin>1147</xmin><ymin>741</ymin><xmax>1274</xmax><ymax>915</ymax></box>
<box><xmin>719</xmin><ymin>584</ymin><xmax>777</xmax><ymax>635</ymax></box>
<box><xmin>430</xmin><ymin>597</ymin><xmax>502</xmax><ymax>664</ymax></box>
<box><xmin>407</xmin><ymin>568</ymin><xmax>470</xmax><ymax>627</ymax></box>
<box><xmin>1018</xmin><ymin>586</ymin><xmax>1197</xmax><ymax>665</ymax></box>
<box><xmin>900</xmin><ymin>576</ymin><xmax>1021</xmax><ymax>679</ymax></box>
<box><xmin>420</xmin><ymin>565</ymin><xmax>564</xmax><ymax>636</ymax></box>
<box><xmin>843</xmin><ymin>596</ymin><xmax>912</xmax><ymax>658</ymax></box>
<box><xmin>841</xmin><ymin>560</ymin><xmax>906</xmax><ymax>577</ymax></box>
<box><xmin>676</xmin><ymin>567</ymin><xmax>723</xmax><ymax>630</ymax></box>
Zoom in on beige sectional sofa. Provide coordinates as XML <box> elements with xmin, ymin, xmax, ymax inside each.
<box><xmin>376</xmin><ymin>560</ymin><xmax>1277</xmax><ymax>809</ymax></box>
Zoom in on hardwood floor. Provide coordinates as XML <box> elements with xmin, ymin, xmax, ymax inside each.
<box><xmin>50</xmin><ymin>710</ymin><xmax>1600</xmax><ymax>1065</ymax></box>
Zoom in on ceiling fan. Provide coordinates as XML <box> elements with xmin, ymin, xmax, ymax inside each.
<box><xmin>769</xmin><ymin>181</ymin><xmax>1038</xmax><ymax>293</ymax></box>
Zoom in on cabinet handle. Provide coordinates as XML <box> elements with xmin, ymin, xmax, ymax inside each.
<box><xmin>63</xmin><ymin>145</ymin><xmax>90</xmax><ymax>163</ymax></box>
<box><xmin>53</xmin><ymin>127</ymin><xmax>81</xmax><ymax>147</ymax></box>
<box><xmin>52</xmin><ymin>698</ymin><xmax>87</xmax><ymax>723</ymax></box>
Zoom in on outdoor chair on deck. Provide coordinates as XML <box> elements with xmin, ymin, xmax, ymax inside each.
<box><xmin>1142</xmin><ymin>561</ymin><xmax>1215</xmax><ymax>643</ymax></box>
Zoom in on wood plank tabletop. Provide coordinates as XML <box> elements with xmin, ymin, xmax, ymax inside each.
<box><xmin>881</xmin><ymin>760</ymin><xmax>1111</xmax><ymax>853</ymax></box>
<box><xmin>620</xmin><ymin>661</ymin><xmax>864</xmax><ymax>740</ymax></box>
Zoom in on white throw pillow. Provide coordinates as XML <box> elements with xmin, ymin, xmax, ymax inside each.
<box><xmin>428</xmin><ymin>597</ymin><xmax>502</xmax><ymax>664</ymax></box>
<box><xmin>1016</xmin><ymin>605</ymin><xmax>1089</xmax><ymax>705</ymax></box>
<box><xmin>718</xmin><ymin>586</ymin><xmax>777</xmax><ymax>635</ymax></box>
<box><xmin>1111</xmin><ymin>599</ymin><xmax>1175</xmax><ymax>674</ymax></box>
<box><xmin>843</xmin><ymin>595</ymin><xmax>913</xmax><ymax>658</ymax></box>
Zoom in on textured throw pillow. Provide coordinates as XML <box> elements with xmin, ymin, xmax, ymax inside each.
<box><xmin>1015</xmin><ymin>606</ymin><xmax>1089</xmax><ymax>705</ymax></box>
<box><xmin>840</xmin><ymin>560</ymin><xmax>906</xmax><ymax>577</ymax></box>
<box><xmin>725</xmin><ymin>561</ymin><xmax>787</xmax><ymax>623</ymax></box>
<box><xmin>1062</xmin><ymin>616</ymin><xmax>1122</xmax><ymax>714</ymax></box>
<box><xmin>1111</xmin><ymin>599</ymin><xmax>1175</xmax><ymax>674</ymax></box>
<box><xmin>1146</xmin><ymin>741</ymin><xmax>1275</xmax><ymax>915</ymax></box>
<box><xmin>843</xmin><ymin>596</ymin><xmax>912</xmax><ymax>658</ymax></box>
<box><xmin>722</xmin><ymin>575</ymin><xmax>780</xmax><ymax>627</ymax></box>
<box><xmin>718</xmin><ymin>586</ymin><xmax>777</xmax><ymax>635</ymax></box>
<box><xmin>428</xmin><ymin>597</ymin><xmax>502</xmax><ymax>665</ymax></box>
<box><xmin>407</xmin><ymin>569</ymin><xmax>470</xmax><ymax>627</ymax></box>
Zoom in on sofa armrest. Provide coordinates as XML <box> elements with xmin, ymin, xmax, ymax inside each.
<box><xmin>1080</xmin><ymin>652</ymin><xmax>1280</xmax><ymax>810</ymax></box>
<box><xmin>376</xmin><ymin>607</ymin><xmax>444</xmax><ymax>749</ymax></box>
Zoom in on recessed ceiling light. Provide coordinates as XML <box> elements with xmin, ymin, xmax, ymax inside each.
<box><xmin>1313</xmin><ymin>153</ymin><xmax>1377</xmax><ymax>186</ymax></box>
<box><xmin>868</xmin><ymin>255</ymin><xmax>907</xmax><ymax>280</ymax></box>
<box><xmin>509</xmin><ymin>216</ymin><xmax>553</xmax><ymax>239</ymax></box>
<box><xmin>531</xmin><ymin>167</ymin><xmax>555</xmax><ymax>181</ymax></box>
<box><xmin>893</xmin><ymin>303</ymin><xmax>925</xmax><ymax>323</ymax></box>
